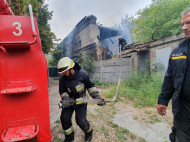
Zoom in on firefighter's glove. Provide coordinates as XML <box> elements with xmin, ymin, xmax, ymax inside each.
<box><xmin>61</xmin><ymin>96</ymin><xmax>73</xmax><ymax>108</ymax></box>
<box><xmin>97</xmin><ymin>98</ymin><xmax>106</xmax><ymax>106</ymax></box>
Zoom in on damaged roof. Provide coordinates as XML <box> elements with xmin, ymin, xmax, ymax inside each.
<box><xmin>98</xmin><ymin>26</ymin><xmax>121</xmax><ymax>40</ymax></box>
<box><xmin>123</xmin><ymin>33</ymin><xmax>185</xmax><ymax>54</ymax></box>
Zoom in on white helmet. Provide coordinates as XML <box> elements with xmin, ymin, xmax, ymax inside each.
<box><xmin>57</xmin><ymin>57</ymin><xmax>75</xmax><ymax>74</ymax></box>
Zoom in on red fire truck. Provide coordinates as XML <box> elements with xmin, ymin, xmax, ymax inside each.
<box><xmin>0</xmin><ymin>0</ymin><xmax>51</xmax><ymax>141</ymax></box>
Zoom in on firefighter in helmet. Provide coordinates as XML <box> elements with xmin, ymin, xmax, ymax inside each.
<box><xmin>57</xmin><ymin>57</ymin><xmax>106</xmax><ymax>142</ymax></box>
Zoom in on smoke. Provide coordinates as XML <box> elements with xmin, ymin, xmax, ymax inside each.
<box><xmin>98</xmin><ymin>26</ymin><xmax>121</xmax><ymax>40</ymax></box>
<box><xmin>100</xmin><ymin>36</ymin><xmax>121</xmax><ymax>55</ymax></box>
<box><xmin>112</xmin><ymin>14</ymin><xmax>133</xmax><ymax>44</ymax></box>
<box><xmin>59</xmin><ymin>28</ymin><xmax>77</xmax><ymax>57</ymax></box>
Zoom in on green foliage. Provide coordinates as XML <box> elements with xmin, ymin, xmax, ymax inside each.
<box><xmin>75</xmin><ymin>53</ymin><xmax>95</xmax><ymax>74</ymax></box>
<box><xmin>102</xmin><ymin>70</ymin><xmax>164</xmax><ymax>107</ymax></box>
<box><xmin>10</xmin><ymin>0</ymin><xmax>42</xmax><ymax>16</ymax></box>
<box><xmin>94</xmin><ymin>80</ymin><xmax>113</xmax><ymax>87</ymax></box>
<box><xmin>48</xmin><ymin>43</ymin><xmax>67</xmax><ymax>66</ymax></box>
<box><xmin>130</xmin><ymin>133</ymin><xmax>136</xmax><ymax>139</ymax></box>
<box><xmin>119</xmin><ymin>70</ymin><xmax>164</xmax><ymax>107</ymax></box>
<box><xmin>55</xmin><ymin>119</ymin><xmax>61</xmax><ymax>124</ymax></box>
<box><xmin>132</xmin><ymin>0</ymin><xmax>190</xmax><ymax>42</ymax></box>
<box><xmin>101</xmin><ymin>126</ymin><xmax>110</xmax><ymax>137</ymax></box>
<box><xmin>48</xmin><ymin>49</ymin><xmax>64</xmax><ymax>67</ymax></box>
<box><xmin>103</xmin><ymin>85</ymin><xmax>116</xmax><ymax>99</ymax></box>
<box><xmin>108</xmin><ymin>121</ymin><xmax>130</xmax><ymax>141</ymax></box>
<box><xmin>10</xmin><ymin>1</ymin><xmax>57</xmax><ymax>54</ymax></box>
<box><xmin>115</xmin><ymin>127</ymin><xmax>126</xmax><ymax>141</ymax></box>
<box><xmin>111</xmin><ymin>14</ymin><xmax>134</xmax><ymax>43</ymax></box>
<box><xmin>37</xmin><ymin>4</ymin><xmax>57</xmax><ymax>54</ymax></box>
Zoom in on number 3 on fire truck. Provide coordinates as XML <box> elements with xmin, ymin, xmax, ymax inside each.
<box><xmin>12</xmin><ymin>22</ymin><xmax>22</xmax><ymax>36</ymax></box>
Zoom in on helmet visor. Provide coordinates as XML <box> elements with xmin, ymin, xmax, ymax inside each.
<box><xmin>58</xmin><ymin>66</ymin><xmax>69</xmax><ymax>73</ymax></box>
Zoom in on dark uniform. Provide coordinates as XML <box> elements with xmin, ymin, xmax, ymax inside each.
<box><xmin>158</xmin><ymin>38</ymin><xmax>190</xmax><ymax>142</ymax></box>
<box><xmin>118</xmin><ymin>38</ymin><xmax>127</xmax><ymax>51</ymax></box>
<box><xmin>59</xmin><ymin>67</ymin><xmax>104</xmax><ymax>141</ymax></box>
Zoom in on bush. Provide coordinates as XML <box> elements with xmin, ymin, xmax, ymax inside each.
<box><xmin>119</xmin><ymin>70</ymin><xmax>164</xmax><ymax>107</ymax></box>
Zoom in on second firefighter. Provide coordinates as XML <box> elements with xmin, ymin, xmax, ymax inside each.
<box><xmin>57</xmin><ymin>57</ymin><xmax>106</xmax><ymax>142</ymax></box>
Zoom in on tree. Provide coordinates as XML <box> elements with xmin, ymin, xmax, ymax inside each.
<box><xmin>48</xmin><ymin>48</ymin><xmax>63</xmax><ymax>66</ymax></box>
<box><xmin>10</xmin><ymin>0</ymin><xmax>42</xmax><ymax>17</ymax></box>
<box><xmin>48</xmin><ymin>43</ymin><xmax>66</xmax><ymax>66</ymax></box>
<box><xmin>75</xmin><ymin>52</ymin><xmax>95</xmax><ymax>74</ymax></box>
<box><xmin>10</xmin><ymin>0</ymin><xmax>56</xmax><ymax>54</ymax></box>
<box><xmin>132</xmin><ymin>0</ymin><xmax>190</xmax><ymax>42</ymax></box>
<box><xmin>37</xmin><ymin>4</ymin><xmax>57</xmax><ymax>54</ymax></box>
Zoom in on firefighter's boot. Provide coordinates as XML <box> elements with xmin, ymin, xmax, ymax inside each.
<box><xmin>85</xmin><ymin>129</ymin><xmax>93</xmax><ymax>141</ymax></box>
<box><xmin>64</xmin><ymin>132</ymin><xmax>74</xmax><ymax>142</ymax></box>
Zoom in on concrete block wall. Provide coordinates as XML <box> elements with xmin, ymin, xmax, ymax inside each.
<box><xmin>91</xmin><ymin>58</ymin><xmax>132</xmax><ymax>83</ymax></box>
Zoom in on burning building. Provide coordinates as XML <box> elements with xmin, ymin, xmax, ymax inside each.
<box><xmin>59</xmin><ymin>15</ymin><xmax>122</xmax><ymax>60</ymax></box>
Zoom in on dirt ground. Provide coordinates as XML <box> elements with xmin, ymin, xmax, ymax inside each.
<box><xmin>49</xmin><ymin>78</ymin><xmax>173</xmax><ymax>142</ymax></box>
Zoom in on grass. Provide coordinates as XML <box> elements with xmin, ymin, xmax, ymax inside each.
<box><xmin>108</xmin><ymin>121</ymin><xmax>135</xmax><ymax>141</ymax></box>
<box><xmin>115</xmin><ymin>127</ymin><xmax>127</xmax><ymax>141</ymax></box>
<box><xmin>94</xmin><ymin>80</ymin><xmax>114</xmax><ymax>87</ymax></box>
<box><xmin>130</xmin><ymin>133</ymin><xmax>136</xmax><ymax>139</ymax></box>
<box><xmin>102</xmin><ymin>86</ymin><xmax>117</xmax><ymax>99</ymax></box>
<box><xmin>55</xmin><ymin>119</ymin><xmax>61</xmax><ymax>124</ymax></box>
<box><xmin>121</xmin><ymin>71</ymin><xmax>164</xmax><ymax>107</ymax></box>
<box><xmin>102</xmin><ymin>70</ymin><xmax>164</xmax><ymax>108</ymax></box>
<box><xmin>134</xmin><ymin>116</ymin><xmax>138</xmax><ymax>120</ymax></box>
<box><xmin>141</xmin><ymin>138</ymin><xmax>147</xmax><ymax>142</ymax></box>
<box><xmin>144</xmin><ymin>110</ymin><xmax>161</xmax><ymax>124</ymax></box>
<box><xmin>93</xmin><ymin>105</ymin><xmax>138</xmax><ymax>141</ymax></box>
<box><xmin>101</xmin><ymin>126</ymin><xmax>109</xmax><ymax>137</ymax></box>
<box><xmin>95</xmin><ymin>103</ymin><xmax>117</xmax><ymax>119</ymax></box>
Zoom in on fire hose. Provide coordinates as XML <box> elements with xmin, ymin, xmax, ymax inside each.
<box><xmin>58</xmin><ymin>60</ymin><xmax>122</xmax><ymax>109</ymax></box>
<box><xmin>58</xmin><ymin>69</ymin><xmax>121</xmax><ymax>109</ymax></box>
<box><xmin>58</xmin><ymin>98</ymin><xmax>113</xmax><ymax>108</ymax></box>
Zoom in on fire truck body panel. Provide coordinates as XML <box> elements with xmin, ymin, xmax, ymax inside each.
<box><xmin>0</xmin><ymin>1</ymin><xmax>51</xmax><ymax>141</ymax></box>
<box><xmin>0</xmin><ymin>0</ymin><xmax>13</xmax><ymax>15</ymax></box>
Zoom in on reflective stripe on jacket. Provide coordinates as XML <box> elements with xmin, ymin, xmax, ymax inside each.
<box><xmin>158</xmin><ymin>38</ymin><xmax>190</xmax><ymax>117</ymax></box>
<box><xmin>59</xmin><ymin>69</ymin><xmax>100</xmax><ymax>105</ymax></box>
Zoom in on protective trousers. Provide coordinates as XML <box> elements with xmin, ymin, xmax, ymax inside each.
<box><xmin>170</xmin><ymin>119</ymin><xmax>190</xmax><ymax>142</ymax></box>
<box><xmin>60</xmin><ymin>104</ymin><xmax>92</xmax><ymax>135</ymax></box>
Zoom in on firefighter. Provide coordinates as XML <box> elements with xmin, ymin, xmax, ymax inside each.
<box><xmin>157</xmin><ymin>8</ymin><xmax>190</xmax><ymax>142</ymax></box>
<box><xmin>57</xmin><ymin>57</ymin><xmax>106</xmax><ymax>142</ymax></box>
<box><xmin>118</xmin><ymin>37</ymin><xmax>127</xmax><ymax>51</ymax></box>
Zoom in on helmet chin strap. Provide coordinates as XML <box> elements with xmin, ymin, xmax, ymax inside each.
<box><xmin>69</xmin><ymin>69</ymin><xmax>73</xmax><ymax>77</ymax></box>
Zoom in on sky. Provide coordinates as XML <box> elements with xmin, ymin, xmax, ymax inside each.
<box><xmin>44</xmin><ymin>0</ymin><xmax>152</xmax><ymax>40</ymax></box>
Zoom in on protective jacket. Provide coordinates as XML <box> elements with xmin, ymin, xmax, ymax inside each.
<box><xmin>158</xmin><ymin>38</ymin><xmax>190</xmax><ymax>119</ymax></box>
<box><xmin>59</xmin><ymin>68</ymin><xmax>100</xmax><ymax>140</ymax></box>
<box><xmin>118</xmin><ymin>38</ymin><xmax>127</xmax><ymax>51</ymax></box>
<box><xmin>59</xmin><ymin>69</ymin><xmax>101</xmax><ymax>105</ymax></box>
<box><xmin>119</xmin><ymin>38</ymin><xmax>127</xmax><ymax>45</ymax></box>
